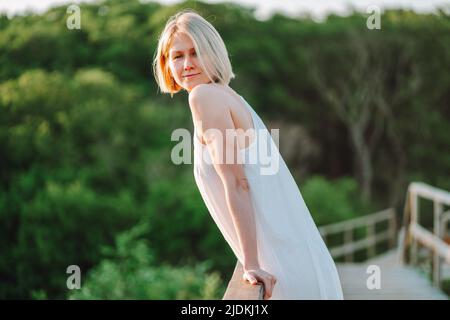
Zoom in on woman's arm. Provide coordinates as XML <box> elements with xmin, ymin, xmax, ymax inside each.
<box><xmin>189</xmin><ymin>85</ymin><xmax>259</xmax><ymax>270</ymax></box>
<box><xmin>222</xmin><ymin>176</ymin><xmax>260</xmax><ymax>270</ymax></box>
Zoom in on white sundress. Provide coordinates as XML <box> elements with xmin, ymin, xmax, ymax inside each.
<box><xmin>192</xmin><ymin>94</ymin><xmax>344</xmax><ymax>300</ymax></box>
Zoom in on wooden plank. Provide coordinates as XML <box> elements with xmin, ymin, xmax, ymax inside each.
<box><xmin>319</xmin><ymin>209</ymin><xmax>394</xmax><ymax>235</ymax></box>
<box><xmin>336</xmin><ymin>250</ymin><xmax>448</xmax><ymax>300</ymax></box>
<box><xmin>223</xmin><ymin>261</ymin><xmax>264</xmax><ymax>300</ymax></box>
<box><xmin>410</xmin><ymin>182</ymin><xmax>450</xmax><ymax>205</ymax></box>
<box><xmin>410</xmin><ymin>223</ymin><xmax>450</xmax><ymax>264</ymax></box>
<box><xmin>319</xmin><ymin>208</ymin><xmax>396</xmax><ymax>262</ymax></box>
<box><xmin>330</xmin><ymin>230</ymin><xmax>390</xmax><ymax>257</ymax></box>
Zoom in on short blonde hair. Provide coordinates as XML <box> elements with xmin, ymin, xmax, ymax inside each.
<box><xmin>152</xmin><ymin>9</ymin><xmax>235</xmax><ymax>96</ymax></box>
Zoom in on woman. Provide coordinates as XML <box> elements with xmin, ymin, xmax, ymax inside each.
<box><xmin>153</xmin><ymin>9</ymin><xmax>343</xmax><ymax>300</ymax></box>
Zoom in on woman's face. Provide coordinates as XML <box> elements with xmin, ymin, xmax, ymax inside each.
<box><xmin>168</xmin><ymin>32</ymin><xmax>211</xmax><ymax>93</ymax></box>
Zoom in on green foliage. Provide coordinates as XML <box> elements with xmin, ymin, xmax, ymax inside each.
<box><xmin>301</xmin><ymin>175</ymin><xmax>375</xmax><ymax>226</ymax></box>
<box><xmin>143</xmin><ymin>171</ymin><xmax>237</xmax><ymax>275</ymax></box>
<box><xmin>3</xmin><ymin>176</ymin><xmax>140</xmax><ymax>298</ymax></box>
<box><xmin>69</xmin><ymin>223</ymin><xmax>224</xmax><ymax>299</ymax></box>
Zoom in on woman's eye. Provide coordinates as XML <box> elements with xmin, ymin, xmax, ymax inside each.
<box><xmin>172</xmin><ymin>52</ymin><xmax>195</xmax><ymax>59</ymax></box>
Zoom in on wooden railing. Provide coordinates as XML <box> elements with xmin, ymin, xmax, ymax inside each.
<box><xmin>318</xmin><ymin>208</ymin><xmax>397</xmax><ymax>262</ymax></box>
<box><xmin>402</xmin><ymin>182</ymin><xmax>450</xmax><ymax>288</ymax></box>
<box><xmin>222</xmin><ymin>261</ymin><xmax>264</xmax><ymax>300</ymax></box>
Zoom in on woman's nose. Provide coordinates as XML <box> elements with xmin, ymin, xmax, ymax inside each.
<box><xmin>184</xmin><ymin>56</ymin><xmax>194</xmax><ymax>70</ymax></box>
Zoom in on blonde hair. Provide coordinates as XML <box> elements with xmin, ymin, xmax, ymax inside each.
<box><xmin>152</xmin><ymin>9</ymin><xmax>235</xmax><ymax>96</ymax></box>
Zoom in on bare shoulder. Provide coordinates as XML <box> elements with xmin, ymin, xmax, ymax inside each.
<box><xmin>188</xmin><ymin>83</ymin><xmax>229</xmax><ymax>117</ymax></box>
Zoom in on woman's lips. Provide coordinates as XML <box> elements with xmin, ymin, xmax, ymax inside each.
<box><xmin>183</xmin><ymin>73</ymin><xmax>200</xmax><ymax>78</ymax></box>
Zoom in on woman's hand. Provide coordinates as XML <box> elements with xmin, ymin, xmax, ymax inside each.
<box><xmin>243</xmin><ymin>268</ymin><xmax>277</xmax><ymax>300</ymax></box>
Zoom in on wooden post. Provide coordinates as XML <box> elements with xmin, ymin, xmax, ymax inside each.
<box><xmin>411</xmin><ymin>191</ymin><xmax>419</xmax><ymax>266</ymax></box>
<box><xmin>368</xmin><ymin>223</ymin><xmax>376</xmax><ymax>258</ymax></box>
<box><xmin>402</xmin><ymin>191</ymin><xmax>412</xmax><ymax>264</ymax></box>
<box><xmin>441</xmin><ymin>210</ymin><xmax>450</xmax><ymax>243</ymax></box>
<box><xmin>432</xmin><ymin>201</ymin><xmax>442</xmax><ymax>287</ymax></box>
<box><xmin>389</xmin><ymin>209</ymin><xmax>397</xmax><ymax>248</ymax></box>
<box><xmin>344</xmin><ymin>228</ymin><xmax>353</xmax><ymax>262</ymax></box>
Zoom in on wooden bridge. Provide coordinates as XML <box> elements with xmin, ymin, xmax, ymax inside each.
<box><xmin>223</xmin><ymin>182</ymin><xmax>450</xmax><ymax>300</ymax></box>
